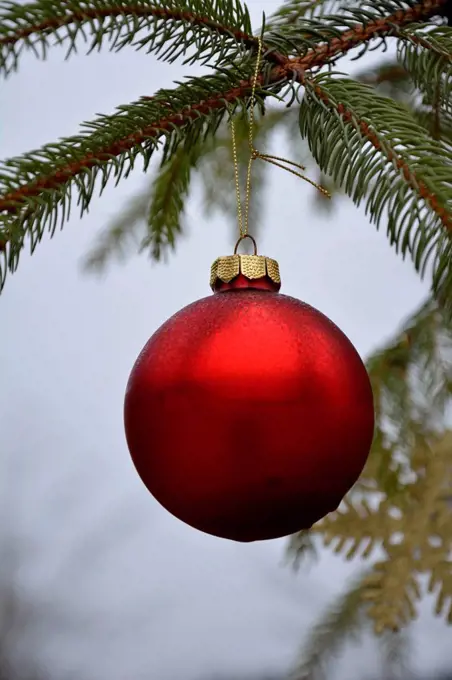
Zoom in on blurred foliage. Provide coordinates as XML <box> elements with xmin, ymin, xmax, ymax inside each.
<box><xmin>288</xmin><ymin>296</ymin><xmax>452</xmax><ymax>673</ymax></box>
<box><xmin>289</xmin><ymin>571</ymin><xmax>412</xmax><ymax>680</ymax></box>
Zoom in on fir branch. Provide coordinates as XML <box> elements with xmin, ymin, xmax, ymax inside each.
<box><xmin>83</xmin><ymin>136</ymin><xmax>201</xmax><ymax>269</ymax></box>
<box><xmin>298</xmin><ymin>75</ymin><xmax>452</xmax><ymax>305</ymax></box>
<box><xmin>353</xmin><ymin>296</ymin><xmax>452</xmax><ymax>500</ymax></box>
<box><xmin>0</xmin><ymin>0</ymin><xmax>260</xmax><ymax>76</ymax></box>
<box><xmin>2</xmin><ymin>0</ymin><xmax>447</xmax><ymax>214</ymax></box>
<box><xmin>2</xmin><ymin>0</ymin><xmax>448</xmax><ymax>207</ymax></box>
<box><xmin>290</xmin><ymin>570</ymin><xmax>412</xmax><ymax>680</ymax></box>
<box><xmin>1</xmin><ymin>0</ymin><xmax>450</xmax><ymax>291</ymax></box>
<box><xmin>0</xmin><ymin>68</ymin><xmax>271</xmax><ymax>290</ymax></box>
<box><xmin>270</xmin><ymin>0</ymin><xmax>450</xmax><ymax>67</ymax></box>
<box><xmin>290</xmin><ymin>571</ymin><xmax>373</xmax><ymax>680</ymax></box>
<box><xmin>366</xmin><ymin>297</ymin><xmax>452</xmax><ymax>444</ymax></box>
<box><xmin>360</xmin><ymin>545</ymin><xmax>420</xmax><ymax>633</ymax></box>
<box><xmin>2</xmin><ymin>0</ymin><xmax>444</xmax><ymax>78</ymax></box>
<box><xmin>298</xmin><ymin>431</ymin><xmax>452</xmax><ymax>633</ymax></box>
<box><xmin>0</xmin><ymin>84</ymin><xmax>239</xmax><ymax>211</ymax></box>
<box><xmin>269</xmin><ymin>0</ymin><xmax>451</xmax><ymax>32</ymax></box>
<box><xmin>316</xmin><ymin>498</ymin><xmax>393</xmax><ymax>560</ymax></box>
<box><xmin>397</xmin><ymin>25</ymin><xmax>452</xmax><ymax>114</ymax></box>
<box><xmin>140</xmin><ymin>138</ymin><xmax>203</xmax><ymax>259</ymax></box>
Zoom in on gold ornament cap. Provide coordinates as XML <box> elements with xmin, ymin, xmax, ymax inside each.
<box><xmin>210</xmin><ymin>235</ymin><xmax>281</xmax><ymax>293</ymax></box>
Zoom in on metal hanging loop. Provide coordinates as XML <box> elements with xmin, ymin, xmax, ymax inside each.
<box><xmin>234</xmin><ymin>234</ymin><xmax>258</xmax><ymax>255</ymax></box>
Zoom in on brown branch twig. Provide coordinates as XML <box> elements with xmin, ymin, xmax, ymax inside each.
<box><xmin>0</xmin><ymin>0</ymin><xmax>449</xmax><ymax>219</ymax></box>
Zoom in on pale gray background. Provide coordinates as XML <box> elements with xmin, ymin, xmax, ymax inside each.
<box><xmin>1</xmin><ymin>1</ymin><xmax>451</xmax><ymax>678</ymax></box>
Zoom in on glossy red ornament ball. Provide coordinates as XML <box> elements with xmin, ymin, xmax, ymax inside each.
<box><xmin>124</xmin><ymin>248</ymin><xmax>374</xmax><ymax>542</ymax></box>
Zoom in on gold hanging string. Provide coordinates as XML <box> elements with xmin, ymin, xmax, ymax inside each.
<box><xmin>231</xmin><ymin>35</ymin><xmax>331</xmax><ymax>241</ymax></box>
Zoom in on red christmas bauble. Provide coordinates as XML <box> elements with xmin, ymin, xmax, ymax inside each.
<box><xmin>124</xmin><ymin>247</ymin><xmax>374</xmax><ymax>542</ymax></box>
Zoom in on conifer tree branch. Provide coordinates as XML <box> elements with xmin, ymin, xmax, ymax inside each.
<box><xmin>283</xmin><ymin>0</ymin><xmax>449</xmax><ymax>73</ymax></box>
<box><xmin>140</xmin><ymin>138</ymin><xmax>203</xmax><ymax>258</ymax></box>
<box><xmin>0</xmin><ymin>0</ymin><xmax>266</xmax><ymax>75</ymax></box>
<box><xmin>289</xmin><ymin>571</ymin><xmax>377</xmax><ymax>680</ymax></box>
<box><xmin>1</xmin><ymin>76</ymin><xmax>269</xmax><ymax>207</ymax></box>
<box><xmin>1</xmin><ymin>0</ymin><xmax>448</xmax><ymax>76</ymax></box>
<box><xmin>0</xmin><ymin>2</ymin><xmax>252</xmax><ymax>49</ymax></box>
<box><xmin>396</xmin><ymin>26</ymin><xmax>452</xmax><ymax>115</ymax></box>
<box><xmin>290</xmin><ymin>568</ymin><xmax>413</xmax><ymax>679</ymax></box>
<box><xmin>298</xmin><ymin>75</ymin><xmax>452</xmax><ymax>306</ymax></box>
<box><xmin>0</xmin><ymin>0</ymin><xmax>450</xmax><ymax>287</ymax></box>
<box><xmin>0</xmin><ymin>68</ymin><xmax>278</xmax><ymax>285</ymax></box>
<box><xmin>306</xmin><ymin>79</ymin><xmax>451</xmax><ymax>233</ymax></box>
<box><xmin>1</xmin><ymin>0</ymin><xmax>448</xmax><ymax>216</ymax></box>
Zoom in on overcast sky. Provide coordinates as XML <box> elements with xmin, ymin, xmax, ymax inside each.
<box><xmin>1</xmin><ymin>2</ymin><xmax>452</xmax><ymax>679</ymax></box>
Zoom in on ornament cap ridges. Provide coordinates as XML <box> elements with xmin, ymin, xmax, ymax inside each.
<box><xmin>210</xmin><ymin>254</ymin><xmax>281</xmax><ymax>291</ymax></box>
